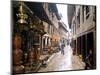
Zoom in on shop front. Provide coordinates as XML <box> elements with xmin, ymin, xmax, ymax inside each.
<box><xmin>12</xmin><ymin>1</ymin><xmax>46</xmax><ymax>73</ymax></box>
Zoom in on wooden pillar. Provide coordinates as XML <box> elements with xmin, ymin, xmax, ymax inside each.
<box><xmin>85</xmin><ymin>34</ymin><xmax>87</xmax><ymax>59</ymax></box>
<box><xmin>93</xmin><ymin>30</ymin><xmax>96</xmax><ymax>69</ymax></box>
<box><xmin>76</xmin><ymin>38</ymin><xmax>78</xmax><ymax>55</ymax></box>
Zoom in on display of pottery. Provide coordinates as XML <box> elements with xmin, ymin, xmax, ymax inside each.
<box><xmin>13</xmin><ymin>33</ymin><xmax>24</xmax><ymax>74</ymax></box>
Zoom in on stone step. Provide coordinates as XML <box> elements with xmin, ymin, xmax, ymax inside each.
<box><xmin>41</xmin><ymin>53</ymin><xmax>56</xmax><ymax>67</ymax></box>
<box><xmin>46</xmin><ymin>53</ymin><xmax>56</xmax><ymax>64</ymax></box>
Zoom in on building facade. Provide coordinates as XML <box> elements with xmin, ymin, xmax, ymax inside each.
<box><xmin>42</xmin><ymin>3</ymin><xmax>61</xmax><ymax>51</ymax></box>
<box><xmin>68</xmin><ymin>5</ymin><xmax>96</xmax><ymax>69</ymax></box>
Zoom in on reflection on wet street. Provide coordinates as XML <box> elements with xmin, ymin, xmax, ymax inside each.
<box><xmin>38</xmin><ymin>45</ymin><xmax>85</xmax><ymax>72</ymax></box>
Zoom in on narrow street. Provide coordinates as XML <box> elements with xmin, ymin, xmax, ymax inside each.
<box><xmin>38</xmin><ymin>45</ymin><xmax>85</xmax><ymax>72</ymax></box>
<box><xmin>12</xmin><ymin>1</ymin><xmax>96</xmax><ymax>74</ymax></box>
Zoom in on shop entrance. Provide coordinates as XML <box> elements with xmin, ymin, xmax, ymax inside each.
<box><xmin>77</xmin><ymin>37</ymin><xmax>81</xmax><ymax>55</ymax></box>
<box><xmin>87</xmin><ymin>32</ymin><xmax>94</xmax><ymax>56</ymax></box>
<box><xmin>82</xmin><ymin>35</ymin><xmax>86</xmax><ymax>61</ymax></box>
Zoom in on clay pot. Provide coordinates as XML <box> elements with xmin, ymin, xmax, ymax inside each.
<box><xmin>13</xmin><ymin>33</ymin><xmax>24</xmax><ymax>73</ymax></box>
<box><xmin>13</xmin><ymin>34</ymin><xmax>22</xmax><ymax>49</ymax></box>
<box><xmin>13</xmin><ymin>49</ymin><xmax>23</xmax><ymax>65</ymax></box>
<box><xmin>28</xmin><ymin>49</ymin><xmax>34</xmax><ymax>64</ymax></box>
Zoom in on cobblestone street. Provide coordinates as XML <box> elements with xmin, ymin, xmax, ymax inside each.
<box><xmin>38</xmin><ymin>45</ymin><xmax>85</xmax><ymax>72</ymax></box>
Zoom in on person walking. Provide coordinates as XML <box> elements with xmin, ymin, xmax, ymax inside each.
<box><xmin>61</xmin><ymin>43</ymin><xmax>65</xmax><ymax>55</ymax></box>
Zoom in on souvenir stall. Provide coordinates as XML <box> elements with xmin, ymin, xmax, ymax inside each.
<box><xmin>12</xmin><ymin>1</ymin><xmax>45</xmax><ymax>73</ymax></box>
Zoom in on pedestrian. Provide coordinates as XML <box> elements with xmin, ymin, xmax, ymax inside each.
<box><xmin>85</xmin><ymin>49</ymin><xmax>93</xmax><ymax>69</ymax></box>
<box><xmin>58</xmin><ymin>41</ymin><xmax>61</xmax><ymax>51</ymax></box>
<box><xmin>61</xmin><ymin>43</ymin><xmax>65</xmax><ymax>55</ymax></box>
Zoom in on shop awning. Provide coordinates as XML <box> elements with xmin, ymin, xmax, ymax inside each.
<box><xmin>24</xmin><ymin>2</ymin><xmax>52</xmax><ymax>25</ymax></box>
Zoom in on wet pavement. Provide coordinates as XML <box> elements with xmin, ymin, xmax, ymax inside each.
<box><xmin>38</xmin><ymin>45</ymin><xmax>85</xmax><ymax>72</ymax></box>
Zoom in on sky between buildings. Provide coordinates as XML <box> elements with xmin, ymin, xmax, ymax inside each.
<box><xmin>56</xmin><ymin>4</ymin><xmax>71</xmax><ymax>32</ymax></box>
